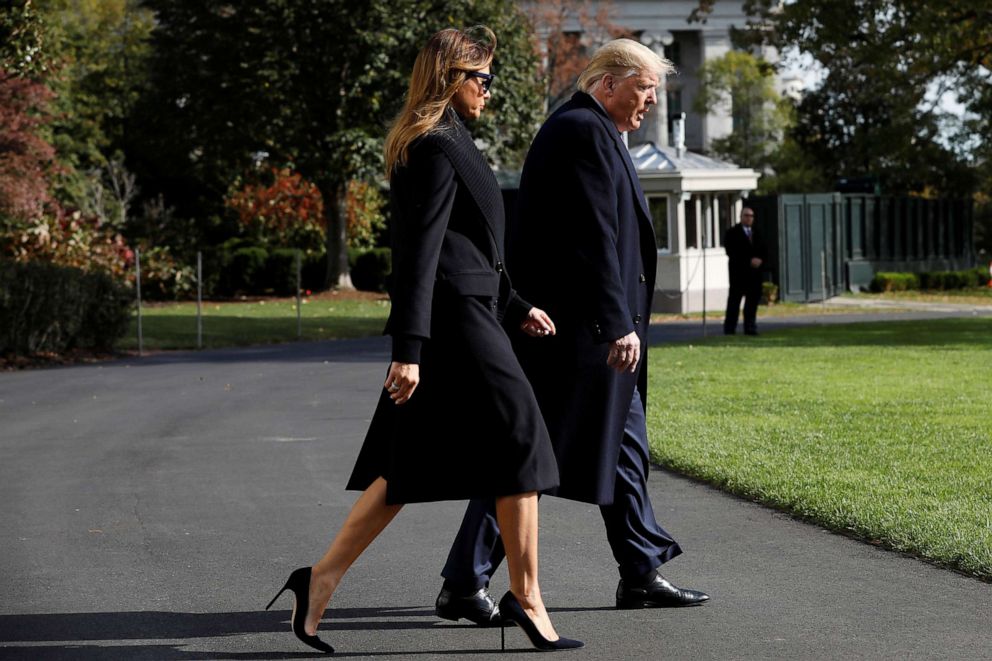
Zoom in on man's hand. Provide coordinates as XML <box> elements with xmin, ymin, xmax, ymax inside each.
<box><xmin>521</xmin><ymin>307</ymin><xmax>556</xmax><ymax>337</ymax></box>
<box><xmin>750</xmin><ymin>257</ymin><xmax>763</xmax><ymax>268</ymax></box>
<box><xmin>384</xmin><ymin>361</ymin><xmax>419</xmax><ymax>405</ymax></box>
<box><xmin>606</xmin><ymin>331</ymin><xmax>640</xmax><ymax>373</ymax></box>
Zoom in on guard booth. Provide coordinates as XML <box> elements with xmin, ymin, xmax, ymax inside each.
<box><xmin>630</xmin><ymin>142</ymin><xmax>760</xmax><ymax>313</ymax></box>
<box><xmin>749</xmin><ymin>193</ymin><xmax>975</xmax><ymax>302</ymax></box>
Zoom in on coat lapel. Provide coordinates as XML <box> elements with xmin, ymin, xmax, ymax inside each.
<box><xmin>573</xmin><ymin>93</ymin><xmax>652</xmax><ymax>224</ymax></box>
<box><xmin>432</xmin><ymin>112</ymin><xmax>504</xmax><ymax>241</ymax></box>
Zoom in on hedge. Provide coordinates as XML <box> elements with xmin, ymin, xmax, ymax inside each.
<box><xmin>870</xmin><ymin>267</ymin><xmax>989</xmax><ymax>293</ymax></box>
<box><xmin>0</xmin><ymin>259</ymin><xmax>132</xmax><ymax>355</ymax></box>
<box><xmin>349</xmin><ymin>247</ymin><xmax>392</xmax><ymax>292</ymax></box>
<box><xmin>870</xmin><ymin>272</ymin><xmax>920</xmax><ymax>292</ymax></box>
<box><xmin>211</xmin><ymin>240</ymin><xmax>326</xmax><ymax>296</ymax></box>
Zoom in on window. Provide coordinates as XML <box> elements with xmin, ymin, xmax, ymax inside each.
<box><xmin>685</xmin><ymin>197</ymin><xmax>698</xmax><ymax>249</ymax></box>
<box><xmin>648</xmin><ymin>196</ymin><xmax>669</xmax><ymax>252</ymax></box>
<box><xmin>666</xmin><ymin>41</ymin><xmax>681</xmax><ymax>68</ymax></box>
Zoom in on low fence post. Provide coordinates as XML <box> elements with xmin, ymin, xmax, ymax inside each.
<box><xmin>296</xmin><ymin>249</ymin><xmax>302</xmax><ymax>340</ymax></box>
<box><xmin>196</xmin><ymin>251</ymin><xmax>203</xmax><ymax>349</ymax></box>
<box><xmin>821</xmin><ymin>250</ymin><xmax>827</xmax><ymax>308</ymax></box>
<box><xmin>135</xmin><ymin>247</ymin><xmax>143</xmax><ymax>357</ymax></box>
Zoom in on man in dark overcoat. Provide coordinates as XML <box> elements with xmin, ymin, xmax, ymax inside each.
<box><xmin>723</xmin><ymin>206</ymin><xmax>768</xmax><ymax>335</ymax></box>
<box><xmin>434</xmin><ymin>39</ymin><xmax>709</xmax><ymax>626</ymax></box>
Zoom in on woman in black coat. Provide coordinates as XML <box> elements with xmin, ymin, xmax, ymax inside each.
<box><xmin>265</xmin><ymin>27</ymin><xmax>581</xmax><ymax>654</ymax></box>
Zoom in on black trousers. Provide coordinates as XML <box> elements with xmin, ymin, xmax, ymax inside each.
<box><xmin>440</xmin><ymin>389</ymin><xmax>683</xmax><ymax>591</ymax></box>
<box><xmin>724</xmin><ymin>269</ymin><xmax>762</xmax><ymax>334</ymax></box>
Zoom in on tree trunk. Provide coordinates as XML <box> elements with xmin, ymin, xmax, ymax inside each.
<box><xmin>318</xmin><ymin>179</ymin><xmax>354</xmax><ymax>290</ymax></box>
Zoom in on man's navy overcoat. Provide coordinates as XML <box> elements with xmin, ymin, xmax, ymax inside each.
<box><xmin>508</xmin><ymin>92</ymin><xmax>658</xmax><ymax>506</ymax></box>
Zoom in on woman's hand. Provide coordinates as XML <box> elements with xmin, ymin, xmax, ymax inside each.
<box><xmin>384</xmin><ymin>362</ymin><xmax>420</xmax><ymax>405</ymax></box>
<box><xmin>520</xmin><ymin>307</ymin><xmax>556</xmax><ymax>338</ymax></box>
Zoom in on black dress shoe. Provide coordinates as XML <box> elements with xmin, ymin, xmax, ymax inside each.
<box><xmin>616</xmin><ymin>574</ymin><xmax>710</xmax><ymax>609</ymax></box>
<box><xmin>435</xmin><ymin>587</ymin><xmax>501</xmax><ymax>626</ymax></box>
<box><xmin>744</xmin><ymin>328</ymin><xmax>759</xmax><ymax>336</ymax></box>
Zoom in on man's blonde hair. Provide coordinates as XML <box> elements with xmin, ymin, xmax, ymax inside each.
<box><xmin>577</xmin><ymin>38</ymin><xmax>674</xmax><ymax>93</ymax></box>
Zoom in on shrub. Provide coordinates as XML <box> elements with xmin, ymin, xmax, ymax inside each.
<box><xmin>350</xmin><ymin>247</ymin><xmax>392</xmax><ymax>292</ymax></box>
<box><xmin>225</xmin><ymin>167</ymin><xmax>325</xmax><ymax>252</ymax></box>
<box><xmin>135</xmin><ymin>244</ymin><xmax>195</xmax><ymax>300</ymax></box>
<box><xmin>264</xmin><ymin>249</ymin><xmax>327</xmax><ymax>295</ymax></box>
<box><xmin>346</xmin><ymin>179</ymin><xmax>386</xmax><ymax>252</ymax></box>
<box><xmin>920</xmin><ymin>269</ymin><xmax>977</xmax><ymax>291</ymax></box>
<box><xmin>4</xmin><ymin>211</ymin><xmax>134</xmax><ymax>280</ymax></box>
<box><xmin>870</xmin><ymin>272</ymin><xmax>920</xmax><ymax>292</ymax></box>
<box><xmin>873</xmin><ymin>268</ymin><xmax>987</xmax><ymax>292</ymax></box>
<box><xmin>760</xmin><ymin>281</ymin><xmax>778</xmax><ymax>305</ymax></box>
<box><xmin>212</xmin><ymin>239</ymin><xmax>267</xmax><ymax>295</ymax></box>
<box><xmin>0</xmin><ymin>258</ymin><xmax>131</xmax><ymax>355</ymax></box>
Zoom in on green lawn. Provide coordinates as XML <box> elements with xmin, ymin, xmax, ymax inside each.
<box><xmin>119</xmin><ymin>294</ymin><xmax>391</xmax><ymax>350</ymax></box>
<box><xmin>651</xmin><ymin>300</ymin><xmax>890</xmax><ymax>323</ymax></box>
<box><xmin>647</xmin><ymin>318</ymin><xmax>992</xmax><ymax>579</ymax></box>
<box><xmin>849</xmin><ymin>288</ymin><xmax>992</xmax><ymax>305</ymax></box>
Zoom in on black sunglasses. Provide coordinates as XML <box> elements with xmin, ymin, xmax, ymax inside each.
<box><xmin>465</xmin><ymin>71</ymin><xmax>495</xmax><ymax>93</ymax></box>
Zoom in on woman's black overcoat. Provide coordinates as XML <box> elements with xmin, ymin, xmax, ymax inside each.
<box><xmin>346</xmin><ymin>112</ymin><xmax>559</xmax><ymax>505</ymax></box>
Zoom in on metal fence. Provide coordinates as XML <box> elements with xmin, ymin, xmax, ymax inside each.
<box><xmin>132</xmin><ymin>248</ymin><xmax>305</xmax><ymax>355</ymax></box>
<box><xmin>749</xmin><ymin>193</ymin><xmax>975</xmax><ymax>303</ymax></box>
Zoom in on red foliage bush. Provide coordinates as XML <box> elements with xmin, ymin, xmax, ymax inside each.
<box><xmin>226</xmin><ymin>166</ymin><xmax>325</xmax><ymax>251</ymax></box>
<box><xmin>0</xmin><ymin>70</ymin><xmax>59</xmax><ymax>222</ymax></box>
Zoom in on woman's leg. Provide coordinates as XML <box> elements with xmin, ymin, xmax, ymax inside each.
<box><xmin>495</xmin><ymin>491</ymin><xmax>558</xmax><ymax>641</ymax></box>
<box><xmin>305</xmin><ymin>477</ymin><xmax>402</xmax><ymax>635</ymax></box>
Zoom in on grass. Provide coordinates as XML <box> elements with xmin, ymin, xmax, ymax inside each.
<box><xmin>849</xmin><ymin>287</ymin><xmax>992</xmax><ymax>305</ymax></box>
<box><xmin>646</xmin><ymin>317</ymin><xmax>992</xmax><ymax>580</ymax></box>
<box><xmin>650</xmin><ymin>300</ymin><xmax>887</xmax><ymax>324</ymax></box>
<box><xmin>118</xmin><ymin>291</ymin><xmax>391</xmax><ymax>350</ymax></box>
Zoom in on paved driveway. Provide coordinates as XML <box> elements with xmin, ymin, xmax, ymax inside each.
<box><xmin>1</xmin><ymin>316</ymin><xmax>990</xmax><ymax>659</ymax></box>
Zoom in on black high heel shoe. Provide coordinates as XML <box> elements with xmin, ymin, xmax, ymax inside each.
<box><xmin>498</xmin><ymin>591</ymin><xmax>583</xmax><ymax>652</ymax></box>
<box><xmin>266</xmin><ymin>566</ymin><xmax>335</xmax><ymax>654</ymax></box>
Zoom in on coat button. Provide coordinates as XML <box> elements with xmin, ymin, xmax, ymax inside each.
<box><xmin>495</xmin><ymin>261</ymin><xmax>504</xmax><ymax>273</ymax></box>
<box><xmin>639</xmin><ymin>273</ymin><xmax>647</xmax><ymax>283</ymax></box>
<box><xmin>633</xmin><ymin>314</ymin><xmax>642</xmax><ymax>323</ymax></box>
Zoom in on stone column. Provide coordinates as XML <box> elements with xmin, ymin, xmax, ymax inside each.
<box><xmin>700</xmin><ymin>30</ymin><xmax>733</xmax><ymax>151</ymax></box>
<box><xmin>671</xmin><ymin>193</ymin><xmax>687</xmax><ymax>255</ymax></box>
<box><xmin>630</xmin><ymin>31</ymin><xmax>674</xmax><ymax>148</ymax></box>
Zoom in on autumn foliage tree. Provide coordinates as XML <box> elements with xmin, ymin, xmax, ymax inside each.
<box><xmin>0</xmin><ymin>70</ymin><xmax>58</xmax><ymax>225</ymax></box>
<box><xmin>225</xmin><ymin>167</ymin><xmax>325</xmax><ymax>253</ymax></box>
<box><xmin>524</xmin><ymin>0</ymin><xmax>627</xmax><ymax>111</ymax></box>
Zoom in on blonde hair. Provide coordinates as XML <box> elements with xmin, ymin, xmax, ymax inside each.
<box><xmin>384</xmin><ymin>27</ymin><xmax>496</xmax><ymax>174</ymax></box>
<box><xmin>577</xmin><ymin>38</ymin><xmax>674</xmax><ymax>93</ymax></box>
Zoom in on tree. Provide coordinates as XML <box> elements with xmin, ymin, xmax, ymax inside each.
<box><xmin>35</xmin><ymin>0</ymin><xmax>155</xmax><ymax>208</ymax></box>
<box><xmin>524</xmin><ymin>0</ymin><xmax>626</xmax><ymax>112</ymax></box>
<box><xmin>692</xmin><ymin>0</ymin><xmax>992</xmax><ymax>195</ymax></box>
<box><xmin>692</xmin><ymin>50</ymin><xmax>790</xmax><ymax>172</ymax></box>
<box><xmin>0</xmin><ymin>70</ymin><xmax>58</xmax><ymax>225</ymax></box>
<box><xmin>0</xmin><ymin>0</ymin><xmax>48</xmax><ymax>77</ymax></box>
<box><xmin>131</xmin><ymin>0</ymin><xmax>544</xmax><ymax>289</ymax></box>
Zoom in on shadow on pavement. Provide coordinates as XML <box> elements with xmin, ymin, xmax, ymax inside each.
<box><xmin>0</xmin><ymin>606</ymin><xmax>613</xmax><ymax>658</ymax></box>
<box><xmin>0</xmin><ymin>608</ymin><xmax>433</xmax><ymax>644</ymax></box>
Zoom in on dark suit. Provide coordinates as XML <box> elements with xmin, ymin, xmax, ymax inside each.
<box><xmin>723</xmin><ymin>223</ymin><xmax>767</xmax><ymax>334</ymax></box>
<box><xmin>347</xmin><ymin>110</ymin><xmax>558</xmax><ymax>504</ymax></box>
<box><xmin>441</xmin><ymin>92</ymin><xmax>682</xmax><ymax>589</ymax></box>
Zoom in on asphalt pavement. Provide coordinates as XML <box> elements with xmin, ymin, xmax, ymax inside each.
<box><xmin>1</xmin><ymin>306</ymin><xmax>990</xmax><ymax>660</ymax></box>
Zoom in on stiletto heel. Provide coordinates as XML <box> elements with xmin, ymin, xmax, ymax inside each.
<box><xmin>267</xmin><ymin>567</ymin><xmax>335</xmax><ymax>654</ymax></box>
<box><xmin>497</xmin><ymin>591</ymin><xmax>583</xmax><ymax>652</ymax></box>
